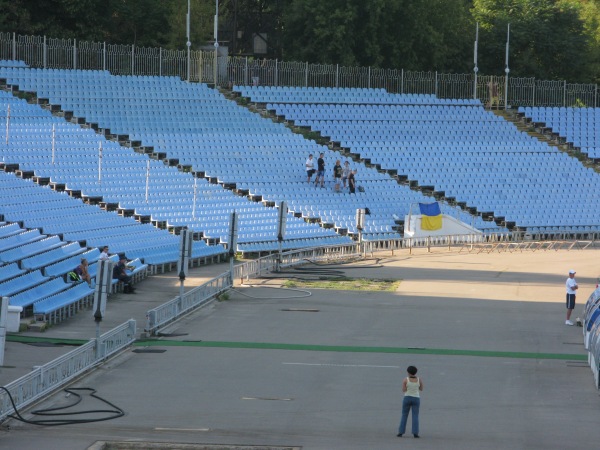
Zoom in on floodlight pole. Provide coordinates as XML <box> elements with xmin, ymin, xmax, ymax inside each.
<box><xmin>186</xmin><ymin>0</ymin><xmax>191</xmax><ymax>82</ymax></box>
<box><xmin>504</xmin><ymin>23</ymin><xmax>510</xmax><ymax>110</ymax></box>
<box><xmin>213</xmin><ymin>0</ymin><xmax>219</xmax><ymax>87</ymax></box>
<box><xmin>473</xmin><ymin>22</ymin><xmax>479</xmax><ymax>100</ymax></box>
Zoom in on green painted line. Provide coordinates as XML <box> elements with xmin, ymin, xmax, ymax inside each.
<box><xmin>6</xmin><ymin>335</ymin><xmax>87</xmax><ymax>345</ymax></box>
<box><xmin>8</xmin><ymin>334</ymin><xmax>586</xmax><ymax>362</ymax></box>
<box><xmin>134</xmin><ymin>339</ymin><xmax>587</xmax><ymax>361</ymax></box>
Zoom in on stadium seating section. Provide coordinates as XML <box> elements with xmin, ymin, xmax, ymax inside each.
<box><xmin>0</xmin><ymin>60</ymin><xmax>598</xmax><ymax>323</ymax></box>
<box><xmin>518</xmin><ymin>106</ymin><xmax>599</xmax><ymax>159</ymax></box>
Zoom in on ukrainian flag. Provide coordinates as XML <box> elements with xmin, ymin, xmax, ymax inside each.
<box><xmin>419</xmin><ymin>202</ymin><xmax>442</xmax><ymax>230</ymax></box>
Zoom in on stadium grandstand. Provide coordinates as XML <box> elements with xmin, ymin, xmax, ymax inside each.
<box><xmin>1</xmin><ymin>26</ymin><xmax>600</xmax><ymax>445</ymax></box>
<box><xmin>0</xmin><ymin>55</ymin><xmax>599</xmax><ymax>325</ymax></box>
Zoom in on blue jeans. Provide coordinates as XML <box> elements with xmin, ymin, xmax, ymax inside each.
<box><xmin>398</xmin><ymin>396</ymin><xmax>420</xmax><ymax>435</ymax></box>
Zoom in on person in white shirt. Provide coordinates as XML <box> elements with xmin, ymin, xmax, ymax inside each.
<box><xmin>99</xmin><ymin>246</ymin><xmax>110</xmax><ymax>261</ymax></box>
<box><xmin>565</xmin><ymin>269</ymin><xmax>578</xmax><ymax>325</ymax></box>
<box><xmin>305</xmin><ymin>154</ymin><xmax>315</xmax><ymax>183</ymax></box>
<box><xmin>397</xmin><ymin>365</ymin><xmax>424</xmax><ymax>438</ymax></box>
<box><xmin>342</xmin><ymin>160</ymin><xmax>351</xmax><ymax>188</ymax></box>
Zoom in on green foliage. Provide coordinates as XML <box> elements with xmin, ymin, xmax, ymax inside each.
<box><xmin>0</xmin><ymin>0</ymin><xmax>599</xmax><ymax>82</ymax></box>
<box><xmin>166</xmin><ymin>0</ymin><xmax>215</xmax><ymax>49</ymax></box>
<box><xmin>0</xmin><ymin>0</ymin><xmax>33</xmax><ymax>35</ymax></box>
<box><xmin>471</xmin><ymin>0</ymin><xmax>595</xmax><ymax>82</ymax></box>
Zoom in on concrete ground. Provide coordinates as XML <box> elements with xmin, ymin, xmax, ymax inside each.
<box><xmin>0</xmin><ymin>247</ymin><xmax>598</xmax><ymax>450</ymax></box>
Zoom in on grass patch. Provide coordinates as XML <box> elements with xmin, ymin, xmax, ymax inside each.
<box><xmin>217</xmin><ymin>291</ymin><xmax>230</xmax><ymax>301</ymax></box>
<box><xmin>283</xmin><ymin>277</ymin><xmax>400</xmax><ymax>292</ymax></box>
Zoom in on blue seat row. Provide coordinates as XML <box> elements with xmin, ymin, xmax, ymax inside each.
<box><xmin>9</xmin><ymin>277</ymin><xmax>71</xmax><ymax>309</ymax></box>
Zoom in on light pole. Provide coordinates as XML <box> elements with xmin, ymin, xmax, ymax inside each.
<box><xmin>186</xmin><ymin>0</ymin><xmax>191</xmax><ymax>82</ymax></box>
<box><xmin>504</xmin><ymin>23</ymin><xmax>510</xmax><ymax>110</ymax></box>
<box><xmin>214</xmin><ymin>0</ymin><xmax>219</xmax><ymax>87</ymax></box>
<box><xmin>473</xmin><ymin>22</ymin><xmax>479</xmax><ymax>100</ymax></box>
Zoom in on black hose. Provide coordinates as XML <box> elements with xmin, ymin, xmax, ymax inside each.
<box><xmin>0</xmin><ymin>386</ymin><xmax>125</xmax><ymax>426</ymax></box>
<box><xmin>263</xmin><ymin>258</ymin><xmax>385</xmax><ymax>280</ymax></box>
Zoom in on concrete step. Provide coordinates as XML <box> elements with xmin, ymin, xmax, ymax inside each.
<box><xmin>24</xmin><ymin>321</ymin><xmax>48</xmax><ymax>332</ymax></box>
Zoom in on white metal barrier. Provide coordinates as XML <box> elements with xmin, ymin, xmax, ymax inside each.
<box><xmin>0</xmin><ymin>319</ymin><xmax>136</xmax><ymax>422</ymax></box>
<box><xmin>145</xmin><ymin>272</ymin><xmax>232</xmax><ymax>336</ymax></box>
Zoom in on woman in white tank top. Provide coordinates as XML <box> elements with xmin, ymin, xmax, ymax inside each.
<box><xmin>397</xmin><ymin>365</ymin><xmax>424</xmax><ymax>438</ymax></box>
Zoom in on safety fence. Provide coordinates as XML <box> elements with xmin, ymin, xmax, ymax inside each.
<box><xmin>3</xmin><ymin>231</ymin><xmax>600</xmax><ymax>423</ymax></box>
<box><xmin>0</xmin><ymin>319</ymin><xmax>136</xmax><ymax>422</ymax></box>
<box><xmin>145</xmin><ymin>272</ymin><xmax>232</xmax><ymax>335</ymax></box>
<box><xmin>0</xmin><ymin>31</ymin><xmax>597</xmax><ymax>108</ymax></box>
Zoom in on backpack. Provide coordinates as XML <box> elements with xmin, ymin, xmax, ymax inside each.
<box><xmin>67</xmin><ymin>271</ymin><xmax>80</xmax><ymax>282</ymax></box>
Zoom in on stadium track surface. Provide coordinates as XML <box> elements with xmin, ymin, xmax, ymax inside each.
<box><xmin>1</xmin><ymin>248</ymin><xmax>599</xmax><ymax>449</ymax></box>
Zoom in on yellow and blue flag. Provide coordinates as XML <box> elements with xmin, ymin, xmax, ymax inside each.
<box><xmin>419</xmin><ymin>202</ymin><xmax>442</xmax><ymax>230</ymax></box>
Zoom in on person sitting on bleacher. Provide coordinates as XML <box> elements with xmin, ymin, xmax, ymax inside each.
<box><xmin>99</xmin><ymin>246</ymin><xmax>110</xmax><ymax>260</ymax></box>
<box><xmin>113</xmin><ymin>255</ymin><xmax>136</xmax><ymax>294</ymax></box>
<box><xmin>74</xmin><ymin>258</ymin><xmax>92</xmax><ymax>287</ymax></box>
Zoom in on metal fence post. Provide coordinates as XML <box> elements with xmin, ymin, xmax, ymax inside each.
<box><xmin>595</xmin><ymin>84</ymin><xmax>598</xmax><ymax>108</ymax></box>
<box><xmin>435</xmin><ymin>71</ymin><xmax>438</xmax><ymax>97</ymax></box>
<box><xmin>563</xmin><ymin>80</ymin><xmax>566</xmax><ymax>107</ymax></box>
<box><xmin>305</xmin><ymin>61</ymin><xmax>308</xmax><ymax>87</ymax></box>
<box><xmin>159</xmin><ymin>47</ymin><xmax>162</xmax><ymax>76</ymax></box>
<box><xmin>244</xmin><ymin>56</ymin><xmax>248</xmax><ymax>85</ymax></box>
<box><xmin>532</xmin><ymin>78</ymin><xmax>535</xmax><ymax>107</ymax></box>
<box><xmin>401</xmin><ymin>68</ymin><xmax>404</xmax><ymax>94</ymax></box>
<box><xmin>43</xmin><ymin>36</ymin><xmax>47</xmax><ymax>68</ymax></box>
<box><xmin>73</xmin><ymin>39</ymin><xmax>77</xmax><ymax>69</ymax></box>
<box><xmin>131</xmin><ymin>44</ymin><xmax>135</xmax><ymax>75</ymax></box>
<box><xmin>336</xmin><ymin>64</ymin><xmax>339</xmax><ymax>88</ymax></box>
<box><xmin>368</xmin><ymin>66</ymin><xmax>371</xmax><ymax>89</ymax></box>
<box><xmin>12</xmin><ymin>32</ymin><xmax>15</xmax><ymax>60</ymax></box>
<box><xmin>275</xmin><ymin>59</ymin><xmax>278</xmax><ymax>86</ymax></box>
<box><xmin>103</xmin><ymin>41</ymin><xmax>106</xmax><ymax>71</ymax></box>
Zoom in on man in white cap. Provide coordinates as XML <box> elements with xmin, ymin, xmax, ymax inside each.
<box><xmin>565</xmin><ymin>270</ymin><xmax>578</xmax><ymax>325</ymax></box>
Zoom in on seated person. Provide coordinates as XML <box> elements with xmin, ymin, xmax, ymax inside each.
<box><xmin>113</xmin><ymin>255</ymin><xmax>135</xmax><ymax>294</ymax></box>
<box><xmin>74</xmin><ymin>258</ymin><xmax>92</xmax><ymax>286</ymax></box>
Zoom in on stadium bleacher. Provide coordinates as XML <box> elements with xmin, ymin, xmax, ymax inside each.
<box><xmin>519</xmin><ymin>106</ymin><xmax>599</xmax><ymax>159</ymax></box>
<box><xmin>1</xmin><ymin>61</ymin><xmax>598</xmax><ymax>325</ymax></box>
<box><xmin>236</xmin><ymin>86</ymin><xmax>600</xmax><ymax>234</ymax></box>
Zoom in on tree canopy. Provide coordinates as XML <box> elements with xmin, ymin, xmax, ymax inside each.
<box><xmin>0</xmin><ymin>0</ymin><xmax>598</xmax><ymax>82</ymax></box>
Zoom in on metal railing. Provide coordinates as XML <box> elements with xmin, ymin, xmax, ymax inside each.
<box><xmin>234</xmin><ymin>242</ymin><xmax>363</xmax><ymax>283</ymax></box>
<box><xmin>2</xmin><ymin>231</ymin><xmax>598</xmax><ymax>421</ymax></box>
<box><xmin>145</xmin><ymin>272</ymin><xmax>232</xmax><ymax>335</ymax></box>
<box><xmin>0</xmin><ymin>31</ymin><xmax>597</xmax><ymax>108</ymax></box>
<box><xmin>0</xmin><ymin>319</ymin><xmax>136</xmax><ymax>422</ymax></box>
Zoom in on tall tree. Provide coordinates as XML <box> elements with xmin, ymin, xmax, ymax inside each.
<box><xmin>471</xmin><ymin>0</ymin><xmax>592</xmax><ymax>81</ymax></box>
<box><xmin>0</xmin><ymin>0</ymin><xmax>33</xmax><ymax>35</ymax></box>
<box><xmin>377</xmin><ymin>0</ymin><xmax>473</xmax><ymax>71</ymax></box>
<box><xmin>165</xmin><ymin>0</ymin><xmax>214</xmax><ymax>50</ymax></box>
<box><xmin>282</xmin><ymin>0</ymin><xmax>473</xmax><ymax>71</ymax></box>
<box><xmin>105</xmin><ymin>0</ymin><xmax>171</xmax><ymax>47</ymax></box>
<box><xmin>282</xmin><ymin>0</ymin><xmax>387</xmax><ymax>66</ymax></box>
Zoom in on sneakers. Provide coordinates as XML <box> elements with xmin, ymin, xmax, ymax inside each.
<box><xmin>565</xmin><ymin>320</ymin><xmax>574</xmax><ymax>326</ymax></box>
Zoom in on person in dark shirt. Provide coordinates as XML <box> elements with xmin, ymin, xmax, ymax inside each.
<box><xmin>333</xmin><ymin>159</ymin><xmax>343</xmax><ymax>192</ymax></box>
<box><xmin>113</xmin><ymin>255</ymin><xmax>135</xmax><ymax>294</ymax></box>
<box><xmin>315</xmin><ymin>152</ymin><xmax>325</xmax><ymax>188</ymax></box>
<box><xmin>348</xmin><ymin>169</ymin><xmax>357</xmax><ymax>194</ymax></box>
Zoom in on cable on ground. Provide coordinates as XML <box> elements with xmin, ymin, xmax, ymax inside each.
<box><xmin>0</xmin><ymin>386</ymin><xmax>124</xmax><ymax>426</ymax></box>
